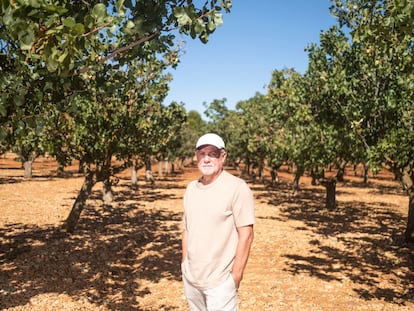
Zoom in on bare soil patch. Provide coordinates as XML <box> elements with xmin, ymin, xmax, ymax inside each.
<box><xmin>1</xmin><ymin>153</ymin><xmax>413</xmax><ymax>310</ymax></box>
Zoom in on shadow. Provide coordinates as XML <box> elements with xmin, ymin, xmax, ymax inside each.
<box><xmin>0</xmin><ymin>177</ymin><xmax>23</xmax><ymax>185</ymax></box>
<box><xmin>254</xmin><ymin>182</ymin><xmax>326</xmax><ymax>207</ymax></box>
<box><xmin>339</xmin><ymin>180</ymin><xmax>405</xmax><ymax>196</ymax></box>
<box><xmin>259</xmin><ymin>178</ymin><xmax>414</xmax><ymax>306</ymax></box>
<box><xmin>0</xmin><ymin>181</ymin><xmax>183</xmax><ymax>310</ymax></box>
<box><xmin>0</xmin><ymin>174</ymin><xmax>83</xmax><ymax>185</ymax></box>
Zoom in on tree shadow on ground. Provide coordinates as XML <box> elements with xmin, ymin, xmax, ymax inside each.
<box><xmin>340</xmin><ymin>180</ymin><xmax>405</xmax><ymax>196</ymax></box>
<box><xmin>0</xmin><ymin>180</ymin><xmax>183</xmax><ymax>310</ymax></box>
<box><xmin>256</xmin><ymin>178</ymin><xmax>414</xmax><ymax>306</ymax></box>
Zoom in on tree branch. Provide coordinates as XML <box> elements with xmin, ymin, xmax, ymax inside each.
<box><xmin>100</xmin><ymin>31</ymin><xmax>161</xmax><ymax>65</ymax></box>
<box><xmin>77</xmin><ymin>31</ymin><xmax>161</xmax><ymax>75</ymax></box>
<box><xmin>82</xmin><ymin>23</ymin><xmax>112</xmax><ymax>37</ymax></box>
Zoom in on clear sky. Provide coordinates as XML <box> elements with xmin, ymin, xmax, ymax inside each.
<box><xmin>163</xmin><ymin>1</ymin><xmax>338</xmax><ymax>115</ymax></box>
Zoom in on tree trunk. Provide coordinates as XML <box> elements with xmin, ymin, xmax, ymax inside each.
<box><xmin>270</xmin><ymin>167</ymin><xmax>278</xmax><ymax>184</ymax></box>
<box><xmin>336</xmin><ymin>160</ymin><xmax>347</xmax><ymax>182</ymax></box>
<box><xmin>62</xmin><ymin>172</ymin><xmax>96</xmax><ymax>233</ymax></box>
<box><xmin>102</xmin><ymin>178</ymin><xmax>113</xmax><ymax>204</ymax></box>
<box><xmin>245</xmin><ymin>161</ymin><xmax>251</xmax><ymax>176</ymax></box>
<box><xmin>402</xmin><ymin>170</ymin><xmax>414</xmax><ymax>243</ymax></box>
<box><xmin>165</xmin><ymin>159</ymin><xmax>170</xmax><ymax>176</ymax></box>
<box><xmin>293</xmin><ymin>166</ymin><xmax>304</xmax><ymax>195</ymax></box>
<box><xmin>78</xmin><ymin>158</ymin><xmax>86</xmax><ymax>173</ymax></box>
<box><xmin>310</xmin><ymin>166</ymin><xmax>324</xmax><ymax>186</ymax></box>
<box><xmin>158</xmin><ymin>160</ymin><xmax>163</xmax><ymax>177</ymax></box>
<box><xmin>405</xmin><ymin>193</ymin><xmax>414</xmax><ymax>243</ymax></box>
<box><xmin>363</xmin><ymin>162</ymin><xmax>370</xmax><ymax>184</ymax></box>
<box><xmin>57</xmin><ymin>163</ymin><xmax>65</xmax><ymax>177</ymax></box>
<box><xmin>311</xmin><ymin>167</ymin><xmax>318</xmax><ymax>186</ymax></box>
<box><xmin>270</xmin><ymin>163</ymin><xmax>281</xmax><ymax>185</ymax></box>
<box><xmin>251</xmin><ymin>164</ymin><xmax>257</xmax><ymax>183</ymax></box>
<box><xmin>131</xmin><ymin>164</ymin><xmax>138</xmax><ymax>190</ymax></box>
<box><xmin>259</xmin><ymin>163</ymin><xmax>264</xmax><ymax>183</ymax></box>
<box><xmin>23</xmin><ymin>160</ymin><xmax>33</xmax><ymax>178</ymax></box>
<box><xmin>321</xmin><ymin>178</ymin><xmax>337</xmax><ymax>209</ymax></box>
<box><xmin>405</xmin><ymin>192</ymin><xmax>414</xmax><ymax>243</ymax></box>
<box><xmin>145</xmin><ymin>157</ymin><xmax>154</xmax><ymax>185</ymax></box>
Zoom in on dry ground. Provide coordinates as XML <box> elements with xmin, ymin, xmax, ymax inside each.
<box><xmin>1</xmin><ymin>153</ymin><xmax>413</xmax><ymax>310</ymax></box>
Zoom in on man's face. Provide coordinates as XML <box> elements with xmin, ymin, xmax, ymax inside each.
<box><xmin>196</xmin><ymin>145</ymin><xmax>226</xmax><ymax>176</ymax></box>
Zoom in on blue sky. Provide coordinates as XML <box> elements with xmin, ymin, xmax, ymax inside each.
<box><xmin>163</xmin><ymin>1</ymin><xmax>338</xmax><ymax>115</ymax></box>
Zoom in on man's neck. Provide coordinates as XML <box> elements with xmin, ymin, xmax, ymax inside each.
<box><xmin>200</xmin><ymin>169</ymin><xmax>224</xmax><ymax>185</ymax></box>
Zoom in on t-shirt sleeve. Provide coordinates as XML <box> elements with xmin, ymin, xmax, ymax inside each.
<box><xmin>232</xmin><ymin>181</ymin><xmax>255</xmax><ymax>227</ymax></box>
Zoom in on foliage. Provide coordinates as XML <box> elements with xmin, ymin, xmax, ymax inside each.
<box><xmin>0</xmin><ymin>0</ymin><xmax>232</xmax><ymax>160</ymax></box>
<box><xmin>0</xmin><ymin>0</ymin><xmax>233</xmax><ymax>232</ymax></box>
<box><xmin>235</xmin><ymin>93</ymin><xmax>273</xmax><ymax>171</ymax></box>
<box><xmin>177</xmin><ymin>110</ymin><xmax>207</xmax><ymax>162</ymax></box>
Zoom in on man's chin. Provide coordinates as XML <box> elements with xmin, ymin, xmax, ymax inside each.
<box><xmin>199</xmin><ymin>168</ymin><xmax>215</xmax><ymax>176</ymax></box>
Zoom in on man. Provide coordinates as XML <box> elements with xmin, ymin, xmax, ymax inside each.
<box><xmin>181</xmin><ymin>133</ymin><xmax>255</xmax><ymax>311</ymax></box>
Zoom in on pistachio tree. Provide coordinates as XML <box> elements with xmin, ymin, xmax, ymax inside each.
<box><xmin>235</xmin><ymin>93</ymin><xmax>274</xmax><ymax>179</ymax></box>
<box><xmin>1</xmin><ymin>0</ymin><xmax>232</xmax><ymax>232</ymax></box>
<box><xmin>266</xmin><ymin>68</ymin><xmax>338</xmax><ymax>195</ymax></box>
<box><xmin>329</xmin><ymin>0</ymin><xmax>414</xmax><ymax>241</ymax></box>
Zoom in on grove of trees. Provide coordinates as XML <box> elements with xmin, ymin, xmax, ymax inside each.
<box><xmin>1</xmin><ymin>0</ymin><xmax>413</xmax><ymax>241</ymax></box>
<box><xmin>0</xmin><ymin>0</ymin><xmax>231</xmax><ymax>232</ymax></box>
<box><xmin>205</xmin><ymin>0</ymin><xmax>414</xmax><ymax>242</ymax></box>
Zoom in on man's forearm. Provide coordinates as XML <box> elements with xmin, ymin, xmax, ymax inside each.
<box><xmin>231</xmin><ymin>225</ymin><xmax>254</xmax><ymax>288</ymax></box>
<box><xmin>181</xmin><ymin>230</ymin><xmax>187</xmax><ymax>262</ymax></box>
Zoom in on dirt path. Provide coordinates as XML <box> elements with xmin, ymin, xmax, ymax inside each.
<box><xmin>1</xmin><ymin>154</ymin><xmax>413</xmax><ymax>310</ymax></box>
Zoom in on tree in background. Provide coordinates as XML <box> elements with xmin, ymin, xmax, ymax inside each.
<box><xmin>175</xmin><ymin>110</ymin><xmax>207</xmax><ymax>168</ymax></box>
<box><xmin>235</xmin><ymin>93</ymin><xmax>273</xmax><ymax>180</ymax></box>
<box><xmin>266</xmin><ymin>68</ymin><xmax>337</xmax><ymax>195</ymax></box>
<box><xmin>61</xmin><ymin>55</ymin><xmax>186</xmax><ymax>232</ymax></box>
<box><xmin>0</xmin><ymin>0</ymin><xmax>232</xmax><ymax>233</ymax></box>
<box><xmin>327</xmin><ymin>0</ymin><xmax>414</xmax><ymax>241</ymax></box>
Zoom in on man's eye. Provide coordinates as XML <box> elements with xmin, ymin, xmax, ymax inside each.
<box><xmin>208</xmin><ymin>152</ymin><xmax>219</xmax><ymax>158</ymax></box>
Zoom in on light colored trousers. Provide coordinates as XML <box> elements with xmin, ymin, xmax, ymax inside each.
<box><xmin>183</xmin><ymin>274</ymin><xmax>238</xmax><ymax>311</ymax></box>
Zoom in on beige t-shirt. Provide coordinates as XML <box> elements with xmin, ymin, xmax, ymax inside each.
<box><xmin>182</xmin><ymin>170</ymin><xmax>255</xmax><ymax>289</ymax></box>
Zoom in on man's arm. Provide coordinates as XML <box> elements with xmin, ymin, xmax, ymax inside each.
<box><xmin>231</xmin><ymin>224</ymin><xmax>254</xmax><ymax>288</ymax></box>
<box><xmin>181</xmin><ymin>229</ymin><xmax>188</xmax><ymax>263</ymax></box>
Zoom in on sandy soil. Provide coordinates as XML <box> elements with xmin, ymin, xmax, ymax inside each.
<box><xmin>1</xmin><ymin>153</ymin><xmax>413</xmax><ymax>311</ymax></box>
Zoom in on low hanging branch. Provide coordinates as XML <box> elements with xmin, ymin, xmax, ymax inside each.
<box><xmin>76</xmin><ymin>4</ymin><xmax>222</xmax><ymax>75</ymax></box>
<box><xmin>77</xmin><ymin>31</ymin><xmax>161</xmax><ymax>75</ymax></box>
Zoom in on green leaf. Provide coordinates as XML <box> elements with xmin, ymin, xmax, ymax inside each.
<box><xmin>62</xmin><ymin>17</ymin><xmax>76</xmax><ymax>28</ymax></box>
<box><xmin>116</xmin><ymin>0</ymin><xmax>126</xmax><ymax>16</ymax></box>
<box><xmin>19</xmin><ymin>28</ymin><xmax>35</xmax><ymax>50</ymax></box>
<box><xmin>126</xmin><ymin>20</ymin><xmax>135</xmax><ymax>29</ymax></box>
<box><xmin>213</xmin><ymin>11</ymin><xmax>223</xmax><ymax>26</ymax></box>
<box><xmin>15</xmin><ymin>94</ymin><xmax>25</xmax><ymax>107</ymax></box>
<box><xmin>2</xmin><ymin>7</ymin><xmax>13</xmax><ymax>25</ymax></box>
<box><xmin>92</xmin><ymin>3</ymin><xmax>107</xmax><ymax>19</ymax></box>
<box><xmin>174</xmin><ymin>8</ymin><xmax>192</xmax><ymax>26</ymax></box>
<box><xmin>72</xmin><ymin>23</ymin><xmax>85</xmax><ymax>35</ymax></box>
<box><xmin>57</xmin><ymin>50</ymin><xmax>69</xmax><ymax>63</ymax></box>
<box><xmin>44</xmin><ymin>5</ymin><xmax>68</xmax><ymax>14</ymax></box>
<box><xmin>0</xmin><ymin>101</ymin><xmax>6</xmax><ymax>117</ymax></box>
<box><xmin>207</xmin><ymin>20</ymin><xmax>215</xmax><ymax>32</ymax></box>
<box><xmin>194</xmin><ymin>19</ymin><xmax>204</xmax><ymax>34</ymax></box>
<box><xmin>46</xmin><ymin>54</ymin><xmax>59</xmax><ymax>72</ymax></box>
<box><xmin>28</xmin><ymin>0</ymin><xmax>41</xmax><ymax>8</ymax></box>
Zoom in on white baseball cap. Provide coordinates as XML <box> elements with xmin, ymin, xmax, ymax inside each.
<box><xmin>196</xmin><ymin>133</ymin><xmax>225</xmax><ymax>150</ymax></box>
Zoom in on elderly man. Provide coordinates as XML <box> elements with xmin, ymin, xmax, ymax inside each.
<box><xmin>181</xmin><ymin>133</ymin><xmax>255</xmax><ymax>311</ymax></box>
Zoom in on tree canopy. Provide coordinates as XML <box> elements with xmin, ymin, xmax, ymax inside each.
<box><xmin>0</xmin><ymin>0</ymin><xmax>233</xmax><ymax>232</ymax></box>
